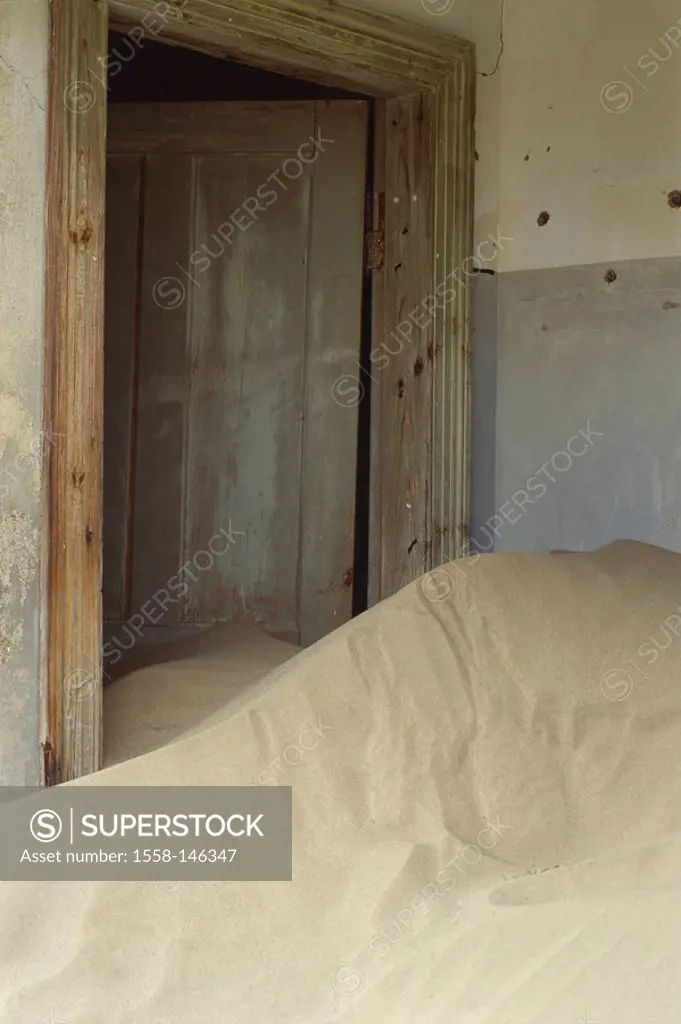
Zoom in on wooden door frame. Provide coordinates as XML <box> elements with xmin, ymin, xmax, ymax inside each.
<box><xmin>44</xmin><ymin>0</ymin><xmax>475</xmax><ymax>782</ymax></box>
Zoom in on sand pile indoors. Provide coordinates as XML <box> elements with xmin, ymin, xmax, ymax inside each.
<box><xmin>0</xmin><ymin>540</ymin><xmax>680</xmax><ymax>1023</ymax></box>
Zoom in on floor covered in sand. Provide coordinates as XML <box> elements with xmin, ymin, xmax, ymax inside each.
<box><xmin>103</xmin><ymin>621</ymin><xmax>301</xmax><ymax>767</ymax></box>
<box><xmin>1</xmin><ymin>541</ymin><xmax>680</xmax><ymax>1023</ymax></box>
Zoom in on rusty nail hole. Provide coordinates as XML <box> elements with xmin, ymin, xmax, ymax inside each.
<box><xmin>397</xmin><ymin>378</ymin><xmax>405</xmax><ymax>398</ymax></box>
<box><xmin>341</xmin><ymin>568</ymin><xmax>354</xmax><ymax>588</ymax></box>
<box><xmin>427</xmin><ymin>342</ymin><xmax>435</xmax><ymax>360</ymax></box>
<box><xmin>85</xmin><ymin>527</ymin><xmax>93</xmax><ymax>544</ymax></box>
<box><xmin>537</xmin><ymin>210</ymin><xmax>550</xmax><ymax>227</ymax></box>
<box><xmin>604</xmin><ymin>269</ymin><xmax>617</xmax><ymax>284</ymax></box>
<box><xmin>667</xmin><ymin>190</ymin><xmax>681</xmax><ymax>209</ymax></box>
<box><xmin>401</xmin><ymin>227</ymin><xmax>409</xmax><ymax>235</ymax></box>
<box><xmin>540</xmin><ymin>324</ymin><xmax>549</xmax><ymax>332</ymax></box>
<box><xmin>523</xmin><ymin>152</ymin><xmax>530</xmax><ymax>162</ymax></box>
<box><xmin>392</xmin><ymin>119</ymin><xmax>398</xmax><ymax>127</ymax></box>
<box><xmin>394</xmin><ymin>262</ymin><xmax>402</xmax><ymax>272</ymax></box>
<box><xmin>413</xmin><ymin>357</ymin><xmax>424</xmax><ymax>376</ymax></box>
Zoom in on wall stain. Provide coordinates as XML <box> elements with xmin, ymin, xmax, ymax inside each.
<box><xmin>319</xmin><ymin>568</ymin><xmax>353</xmax><ymax>595</ymax></box>
<box><xmin>0</xmin><ymin>509</ymin><xmax>38</xmax><ymax>665</ymax></box>
<box><xmin>0</xmin><ymin>396</ymin><xmax>41</xmax><ymax>669</ymax></box>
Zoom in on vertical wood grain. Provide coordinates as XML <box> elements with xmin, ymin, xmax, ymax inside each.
<box><xmin>298</xmin><ymin>100</ymin><xmax>368</xmax><ymax>645</ymax></box>
<box><xmin>103</xmin><ymin>155</ymin><xmax>142</xmax><ymax>622</ymax></box>
<box><xmin>43</xmin><ymin>0</ymin><xmax>109</xmax><ymax>783</ymax></box>
<box><xmin>431</xmin><ymin>66</ymin><xmax>475</xmax><ymax>569</ymax></box>
<box><xmin>183</xmin><ymin>148</ymin><xmax>311</xmax><ymax>634</ymax></box>
<box><xmin>374</xmin><ymin>93</ymin><xmax>434</xmax><ymax>599</ymax></box>
<box><xmin>367</xmin><ymin>100</ymin><xmax>387</xmax><ymax>609</ymax></box>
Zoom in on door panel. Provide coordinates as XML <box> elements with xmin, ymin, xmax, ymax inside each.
<box><xmin>104</xmin><ymin>100</ymin><xmax>368</xmax><ymax>646</ymax></box>
<box><xmin>299</xmin><ymin>101</ymin><xmax>369</xmax><ymax>641</ymax></box>
<box><xmin>131</xmin><ymin>154</ymin><xmax>195</xmax><ymax>626</ymax></box>
<box><xmin>103</xmin><ymin>155</ymin><xmax>142</xmax><ymax>622</ymax></box>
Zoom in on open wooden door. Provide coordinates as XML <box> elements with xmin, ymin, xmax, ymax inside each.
<box><xmin>104</xmin><ymin>100</ymin><xmax>367</xmax><ymax>649</ymax></box>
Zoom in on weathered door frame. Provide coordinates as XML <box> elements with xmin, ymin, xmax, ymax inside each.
<box><xmin>44</xmin><ymin>0</ymin><xmax>475</xmax><ymax>782</ymax></box>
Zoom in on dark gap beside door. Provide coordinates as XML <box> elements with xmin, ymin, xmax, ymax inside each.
<box><xmin>352</xmin><ymin>103</ymin><xmax>375</xmax><ymax>617</ymax></box>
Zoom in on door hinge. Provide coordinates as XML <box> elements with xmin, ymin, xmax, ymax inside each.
<box><xmin>365</xmin><ymin>226</ymin><xmax>385</xmax><ymax>271</ymax></box>
<box><xmin>365</xmin><ymin>190</ymin><xmax>385</xmax><ymax>271</ymax></box>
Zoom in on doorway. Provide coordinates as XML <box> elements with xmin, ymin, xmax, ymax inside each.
<box><xmin>102</xmin><ymin>34</ymin><xmax>372</xmax><ymax>675</ymax></box>
<box><xmin>43</xmin><ymin>0</ymin><xmax>475</xmax><ymax>782</ymax></box>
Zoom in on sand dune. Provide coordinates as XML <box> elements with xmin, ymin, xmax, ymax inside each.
<box><xmin>0</xmin><ymin>541</ymin><xmax>679</xmax><ymax>1022</ymax></box>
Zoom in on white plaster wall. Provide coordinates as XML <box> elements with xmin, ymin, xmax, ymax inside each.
<box><xmin>363</xmin><ymin>0</ymin><xmax>681</xmax><ymax>272</ymax></box>
<box><xmin>0</xmin><ymin>2</ymin><xmax>49</xmax><ymax>785</ymax></box>
<box><xmin>496</xmin><ymin>0</ymin><xmax>681</xmax><ymax>271</ymax></box>
<box><xmin>471</xmin><ymin>0</ymin><xmax>681</xmax><ymax>558</ymax></box>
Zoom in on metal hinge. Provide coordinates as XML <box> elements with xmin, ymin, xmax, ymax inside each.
<box><xmin>365</xmin><ymin>190</ymin><xmax>385</xmax><ymax>271</ymax></box>
<box><xmin>365</xmin><ymin>227</ymin><xmax>385</xmax><ymax>271</ymax></box>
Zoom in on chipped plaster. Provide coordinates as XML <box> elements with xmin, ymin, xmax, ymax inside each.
<box><xmin>0</xmin><ymin>1</ymin><xmax>49</xmax><ymax>784</ymax></box>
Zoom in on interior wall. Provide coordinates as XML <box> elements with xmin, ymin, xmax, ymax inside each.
<box><xmin>470</xmin><ymin>0</ymin><xmax>681</xmax><ymax>555</ymax></box>
<box><xmin>364</xmin><ymin>0</ymin><xmax>680</xmax><ymax>558</ymax></box>
<box><xmin>0</xmin><ymin>2</ymin><xmax>48</xmax><ymax>784</ymax></box>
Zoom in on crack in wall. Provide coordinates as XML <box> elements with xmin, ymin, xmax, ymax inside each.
<box><xmin>0</xmin><ymin>49</ymin><xmax>45</xmax><ymax>110</ymax></box>
<box><xmin>478</xmin><ymin>0</ymin><xmax>505</xmax><ymax>78</ymax></box>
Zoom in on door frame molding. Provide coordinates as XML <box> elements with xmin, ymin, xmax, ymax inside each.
<box><xmin>44</xmin><ymin>0</ymin><xmax>475</xmax><ymax>781</ymax></box>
